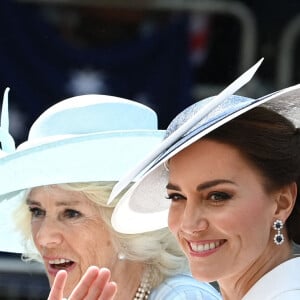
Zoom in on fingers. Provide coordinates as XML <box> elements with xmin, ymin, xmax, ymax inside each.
<box><xmin>68</xmin><ymin>266</ymin><xmax>99</xmax><ymax>299</ymax></box>
<box><xmin>47</xmin><ymin>270</ymin><xmax>68</xmax><ymax>300</ymax></box>
<box><xmin>48</xmin><ymin>266</ymin><xmax>117</xmax><ymax>300</ymax></box>
<box><xmin>98</xmin><ymin>281</ymin><xmax>117</xmax><ymax>300</ymax></box>
<box><xmin>87</xmin><ymin>268</ymin><xmax>117</xmax><ymax>300</ymax></box>
<box><xmin>68</xmin><ymin>266</ymin><xmax>117</xmax><ymax>300</ymax></box>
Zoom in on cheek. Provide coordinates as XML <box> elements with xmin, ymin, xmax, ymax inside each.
<box><xmin>168</xmin><ymin>206</ymin><xmax>180</xmax><ymax>234</ymax></box>
<box><xmin>241</xmin><ymin>204</ymin><xmax>271</xmax><ymax>237</ymax></box>
<box><xmin>225</xmin><ymin>196</ymin><xmax>273</xmax><ymax>244</ymax></box>
<box><xmin>76</xmin><ymin>224</ymin><xmax>115</xmax><ymax>265</ymax></box>
<box><xmin>31</xmin><ymin>221</ymin><xmax>41</xmax><ymax>243</ymax></box>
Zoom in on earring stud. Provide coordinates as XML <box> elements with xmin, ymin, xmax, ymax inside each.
<box><xmin>118</xmin><ymin>252</ymin><xmax>126</xmax><ymax>260</ymax></box>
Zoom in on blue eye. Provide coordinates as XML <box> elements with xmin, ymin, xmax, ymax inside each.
<box><xmin>29</xmin><ymin>207</ymin><xmax>44</xmax><ymax>218</ymax></box>
<box><xmin>63</xmin><ymin>209</ymin><xmax>81</xmax><ymax>219</ymax></box>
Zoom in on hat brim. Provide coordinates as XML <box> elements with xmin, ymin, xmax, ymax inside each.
<box><xmin>111</xmin><ymin>84</ymin><xmax>300</xmax><ymax>234</ymax></box>
<box><xmin>0</xmin><ymin>130</ymin><xmax>165</xmax><ymax>196</ymax></box>
<box><xmin>0</xmin><ymin>130</ymin><xmax>164</xmax><ymax>253</ymax></box>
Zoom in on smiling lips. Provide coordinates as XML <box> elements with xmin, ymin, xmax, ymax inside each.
<box><xmin>48</xmin><ymin>258</ymin><xmax>74</xmax><ymax>270</ymax></box>
<box><xmin>189</xmin><ymin>239</ymin><xmax>226</xmax><ymax>255</ymax></box>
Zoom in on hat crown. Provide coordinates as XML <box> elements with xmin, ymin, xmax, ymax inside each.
<box><xmin>0</xmin><ymin>94</ymin><xmax>165</xmax><ymax>254</ymax></box>
<box><xmin>165</xmin><ymin>95</ymin><xmax>253</xmax><ymax>138</ymax></box>
<box><xmin>29</xmin><ymin>95</ymin><xmax>158</xmax><ymax>140</ymax></box>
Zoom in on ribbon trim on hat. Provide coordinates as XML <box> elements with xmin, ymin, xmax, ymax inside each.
<box><xmin>0</xmin><ymin>87</ymin><xmax>16</xmax><ymax>154</ymax></box>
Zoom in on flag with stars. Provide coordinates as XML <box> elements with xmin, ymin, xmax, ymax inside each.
<box><xmin>0</xmin><ymin>0</ymin><xmax>194</xmax><ymax>144</ymax></box>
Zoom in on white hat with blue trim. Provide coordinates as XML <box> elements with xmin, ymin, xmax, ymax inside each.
<box><xmin>0</xmin><ymin>92</ymin><xmax>164</xmax><ymax>253</ymax></box>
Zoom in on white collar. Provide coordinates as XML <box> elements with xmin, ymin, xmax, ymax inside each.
<box><xmin>243</xmin><ymin>257</ymin><xmax>300</xmax><ymax>299</ymax></box>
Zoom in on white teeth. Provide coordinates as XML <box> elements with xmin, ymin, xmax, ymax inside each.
<box><xmin>190</xmin><ymin>241</ymin><xmax>222</xmax><ymax>252</ymax></box>
<box><xmin>49</xmin><ymin>258</ymin><xmax>71</xmax><ymax>265</ymax></box>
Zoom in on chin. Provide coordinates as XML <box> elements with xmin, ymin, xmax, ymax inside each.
<box><xmin>190</xmin><ymin>267</ymin><xmax>216</xmax><ymax>283</ymax></box>
<box><xmin>47</xmin><ymin>275</ymin><xmax>54</xmax><ymax>287</ymax></box>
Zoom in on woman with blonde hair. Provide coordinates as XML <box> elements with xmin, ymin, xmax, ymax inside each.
<box><xmin>0</xmin><ymin>92</ymin><xmax>221</xmax><ymax>299</ymax></box>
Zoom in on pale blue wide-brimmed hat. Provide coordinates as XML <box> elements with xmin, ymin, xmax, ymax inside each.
<box><xmin>0</xmin><ymin>92</ymin><xmax>165</xmax><ymax>253</ymax></box>
<box><xmin>109</xmin><ymin>61</ymin><xmax>300</xmax><ymax>234</ymax></box>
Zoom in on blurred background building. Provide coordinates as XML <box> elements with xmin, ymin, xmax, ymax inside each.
<box><xmin>0</xmin><ymin>0</ymin><xmax>300</xmax><ymax>298</ymax></box>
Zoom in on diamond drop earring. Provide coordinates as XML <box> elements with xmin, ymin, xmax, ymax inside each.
<box><xmin>273</xmin><ymin>219</ymin><xmax>284</xmax><ymax>245</ymax></box>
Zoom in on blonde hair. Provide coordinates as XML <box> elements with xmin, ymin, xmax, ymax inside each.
<box><xmin>16</xmin><ymin>182</ymin><xmax>189</xmax><ymax>287</ymax></box>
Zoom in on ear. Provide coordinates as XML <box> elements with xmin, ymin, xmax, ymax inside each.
<box><xmin>273</xmin><ymin>182</ymin><xmax>297</xmax><ymax>222</ymax></box>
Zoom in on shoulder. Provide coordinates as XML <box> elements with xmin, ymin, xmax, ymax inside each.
<box><xmin>243</xmin><ymin>257</ymin><xmax>300</xmax><ymax>300</ymax></box>
<box><xmin>271</xmin><ymin>290</ymin><xmax>300</xmax><ymax>300</ymax></box>
<box><xmin>150</xmin><ymin>274</ymin><xmax>221</xmax><ymax>300</ymax></box>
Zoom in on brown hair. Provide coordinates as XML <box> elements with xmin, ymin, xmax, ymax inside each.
<box><xmin>206</xmin><ymin>106</ymin><xmax>300</xmax><ymax>244</ymax></box>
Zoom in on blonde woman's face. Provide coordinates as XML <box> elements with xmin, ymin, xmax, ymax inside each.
<box><xmin>27</xmin><ymin>185</ymin><xmax>116</xmax><ymax>297</ymax></box>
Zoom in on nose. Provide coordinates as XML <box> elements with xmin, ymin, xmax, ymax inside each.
<box><xmin>180</xmin><ymin>200</ymin><xmax>208</xmax><ymax>234</ymax></box>
<box><xmin>34</xmin><ymin>216</ymin><xmax>64</xmax><ymax>249</ymax></box>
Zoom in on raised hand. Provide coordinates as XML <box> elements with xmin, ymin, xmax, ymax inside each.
<box><xmin>48</xmin><ymin>266</ymin><xmax>117</xmax><ymax>300</ymax></box>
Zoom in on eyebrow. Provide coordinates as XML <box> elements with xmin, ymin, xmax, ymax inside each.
<box><xmin>166</xmin><ymin>179</ymin><xmax>236</xmax><ymax>192</ymax></box>
<box><xmin>26</xmin><ymin>199</ymin><xmax>81</xmax><ymax>207</ymax></box>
